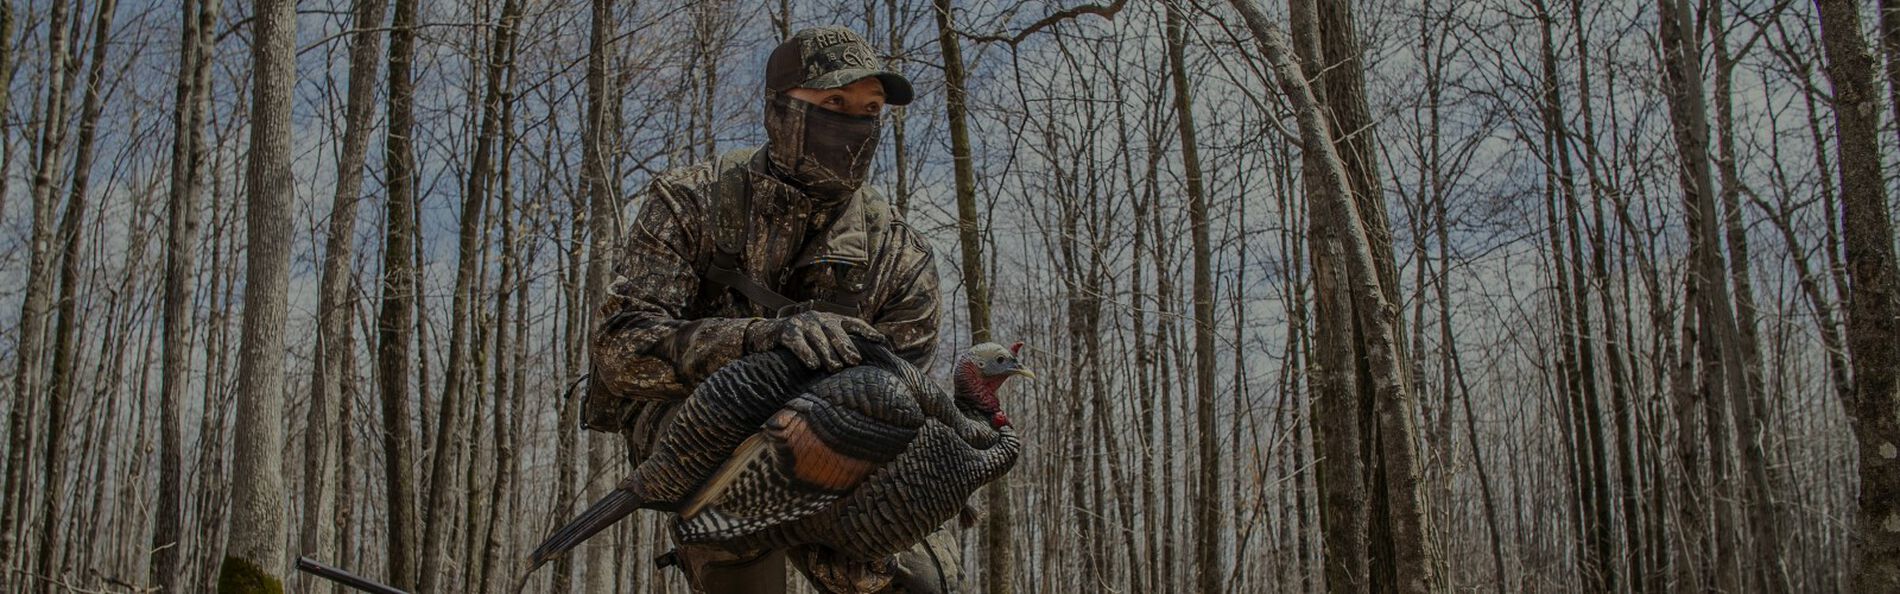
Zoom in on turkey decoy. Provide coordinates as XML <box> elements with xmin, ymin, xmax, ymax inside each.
<box><xmin>529</xmin><ymin>339</ymin><xmax>1031</xmax><ymax>572</ymax></box>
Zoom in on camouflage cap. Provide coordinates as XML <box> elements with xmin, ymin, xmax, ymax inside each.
<box><xmin>767</xmin><ymin>26</ymin><xmax>914</xmax><ymax>106</ymax></box>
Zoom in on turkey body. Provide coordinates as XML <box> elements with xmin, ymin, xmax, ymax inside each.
<box><xmin>627</xmin><ymin>340</ymin><xmax>1020</xmax><ymax>562</ymax></box>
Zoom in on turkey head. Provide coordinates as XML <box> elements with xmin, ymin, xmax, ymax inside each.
<box><xmin>954</xmin><ymin>341</ymin><xmax>1034</xmax><ymax>428</ymax></box>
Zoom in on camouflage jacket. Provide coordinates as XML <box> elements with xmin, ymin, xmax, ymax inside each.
<box><xmin>586</xmin><ymin>148</ymin><xmax>941</xmax><ymax>453</ymax></box>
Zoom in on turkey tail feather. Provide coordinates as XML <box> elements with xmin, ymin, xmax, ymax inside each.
<box><xmin>527</xmin><ymin>489</ymin><xmax>643</xmax><ymax>572</ymax></box>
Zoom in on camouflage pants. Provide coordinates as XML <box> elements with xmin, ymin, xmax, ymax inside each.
<box><xmin>673</xmin><ymin>530</ymin><xmax>962</xmax><ymax>594</ymax></box>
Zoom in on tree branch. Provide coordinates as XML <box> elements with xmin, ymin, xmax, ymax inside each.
<box><xmin>953</xmin><ymin>0</ymin><xmax>1128</xmax><ymax>47</ymax></box>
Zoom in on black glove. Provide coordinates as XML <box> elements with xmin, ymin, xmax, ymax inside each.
<box><xmin>745</xmin><ymin>311</ymin><xmax>885</xmax><ymax>371</ymax></box>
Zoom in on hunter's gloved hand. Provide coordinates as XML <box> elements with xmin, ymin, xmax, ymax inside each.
<box><xmin>746</xmin><ymin>311</ymin><xmax>885</xmax><ymax>371</ymax></box>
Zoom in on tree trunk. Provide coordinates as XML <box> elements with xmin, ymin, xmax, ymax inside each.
<box><xmin>1656</xmin><ymin>1</ymin><xmax>1751</xmax><ymax>588</ymax></box>
<box><xmin>150</xmin><ymin>0</ymin><xmax>220</xmax><ymax>589</ymax></box>
<box><xmin>1284</xmin><ymin>1</ymin><xmax>1371</xmax><ymax>589</ymax></box>
<box><xmin>0</xmin><ymin>2</ymin><xmax>12</xmax><ymax>222</ymax></box>
<box><xmin>419</xmin><ymin>0</ymin><xmax>522</xmax><ymax>586</ymax></box>
<box><xmin>930</xmin><ymin>1</ymin><xmax>1008</xmax><ymax>591</ymax></box>
<box><xmin>377</xmin><ymin>0</ymin><xmax>424</xmax><ymax>586</ymax></box>
<box><xmin>302</xmin><ymin>0</ymin><xmax>387</xmax><ymax>582</ymax></box>
<box><xmin>884</xmin><ymin>0</ymin><xmax>911</xmax><ymax>217</ymax></box>
<box><xmin>0</xmin><ymin>4</ymin><xmax>16</xmax><ymax>567</ymax></box>
<box><xmin>1813</xmin><ymin>0</ymin><xmax>1900</xmax><ymax>589</ymax></box>
<box><xmin>2</xmin><ymin>0</ymin><xmax>75</xmax><ymax>573</ymax></box>
<box><xmin>193</xmin><ymin>161</ymin><xmax>237</xmax><ymax>591</ymax></box>
<box><xmin>217</xmin><ymin>0</ymin><xmax>296</xmax><ymax>587</ymax></box>
<box><xmin>1160</xmin><ymin>4</ymin><xmax>1223</xmax><ymax>592</ymax></box>
<box><xmin>1877</xmin><ymin>0</ymin><xmax>1900</xmax><ymax>150</ymax></box>
<box><xmin>1228</xmin><ymin>2</ymin><xmax>1437</xmax><ymax>592</ymax></box>
<box><xmin>1529</xmin><ymin>5</ymin><xmax>1614</xmax><ymax>588</ymax></box>
<box><xmin>1707</xmin><ymin>3</ymin><xmax>1788</xmax><ymax>589</ymax></box>
<box><xmin>553</xmin><ymin>191</ymin><xmax>585</xmax><ymax>594</ymax></box>
<box><xmin>478</xmin><ymin>55</ymin><xmax>523</xmax><ymax>593</ymax></box>
<box><xmin>37</xmin><ymin>1</ymin><xmax>115</xmax><ymax>586</ymax></box>
<box><xmin>580</xmin><ymin>0</ymin><xmax>622</xmax><ymax>591</ymax></box>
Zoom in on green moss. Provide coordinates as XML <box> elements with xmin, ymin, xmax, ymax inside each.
<box><xmin>216</xmin><ymin>556</ymin><xmax>285</xmax><ymax>594</ymax></box>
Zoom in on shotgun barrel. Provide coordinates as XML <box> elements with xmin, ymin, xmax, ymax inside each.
<box><xmin>295</xmin><ymin>556</ymin><xmax>410</xmax><ymax>594</ymax></box>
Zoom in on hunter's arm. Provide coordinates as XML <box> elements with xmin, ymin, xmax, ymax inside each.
<box><xmin>870</xmin><ymin>221</ymin><xmax>942</xmax><ymax>371</ymax></box>
<box><xmin>590</xmin><ymin>175</ymin><xmax>760</xmax><ymax>401</ymax></box>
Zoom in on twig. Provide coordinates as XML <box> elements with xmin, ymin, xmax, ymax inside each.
<box><xmin>952</xmin><ymin>0</ymin><xmax>1128</xmax><ymax>47</ymax></box>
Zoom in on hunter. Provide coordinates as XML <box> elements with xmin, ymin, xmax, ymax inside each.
<box><xmin>584</xmin><ymin>26</ymin><xmax>953</xmax><ymax>594</ymax></box>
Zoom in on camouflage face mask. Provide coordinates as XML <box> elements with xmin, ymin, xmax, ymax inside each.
<box><xmin>764</xmin><ymin>92</ymin><xmax>882</xmax><ymax>199</ymax></box>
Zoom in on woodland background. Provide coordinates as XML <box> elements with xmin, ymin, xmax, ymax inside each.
<box><xmin>1</xmin><ymin>0</ymin><xmax>1898</xmax><ymax>592</ymax></box>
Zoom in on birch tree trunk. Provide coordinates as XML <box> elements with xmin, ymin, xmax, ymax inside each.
<box><xmin>217</xmin><ymin>0</ymin><xmax>296</xmax><ymax>587</ymax></box>
<box><xmin>38</xmin><ymin>1</ymin><xmax>115</xmax><ymax>586</ymax></box>
<box><xmin>2</xmin><ymin>0</ymin><xmax>75</xmax><ymax>574</ymax></box>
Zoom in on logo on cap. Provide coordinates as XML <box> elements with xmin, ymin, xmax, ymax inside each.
<box><xmin>801</xmin><ymin>28</ymin><xmax>878</xmax><ymax>78</ymax></box>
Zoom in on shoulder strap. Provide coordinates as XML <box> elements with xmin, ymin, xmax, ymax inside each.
<box><xmin>695</xmin><ymin>149</ymin><xmax>777</xmax><ymax>310</ymax></box>
<box><xmin>698</xmin><ymin>148</ymin><xmax>811</xmax><ymax>315</ymax></box>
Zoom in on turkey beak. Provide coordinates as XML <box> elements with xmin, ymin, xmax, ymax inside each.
<box><xmin>1008</xmin><ymin>362</ymin><xmax>1036</xmax><ymax>380</ymax></box>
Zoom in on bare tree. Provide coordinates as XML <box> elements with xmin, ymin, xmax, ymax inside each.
<box><xmin>377</xmin><ymin>0</ymin><xmax>424</xmax><ymax>587</ymax></box>
<box><xmin>1160</xmin><ymin>2</ymin><xmax>1222</xmax><ymax>591</ymax></box>
<box><xmin>579</xmin><ymin>1</ymin><xmax>622</xmax><ymax>591</ymax></box>
<box><xmin>302</xmin><ymin>1</ymin><xmax>387</xmax><ymax>583</ymax></box>
<box><xmin>1657</xmin><ymin>0</ymin><xmax>1755</xmax><ymax>588</ymax></box>
<box><xmin>928</xmin><ymin>1</ymin><xmax>1011</xmax><ymax>592</ymax></box>
<box><xmin>151</xmin><ymin>0</ymin><xmax>222</xmax><ymax>589</ymax></box>
<box><xmin>217</xmin><ymin>0</ymin><xmax>296</xmax><ymax>588</ymax></box>
<box><xmin>0</xmin><ymin>0</ymin><xmax>13</xmax><ymax>222</ymax></box>
<box><xmin>1230</xmin><ymin>1</ymin><xmax>1438</xmax><ymax>591</ymax></box>
<box><xmin>419</xmin><ymin>0</ymin><xmax>524</xmax><ymax>586</ymax></box>
<box><xmin>2</xmin><ymin>0</ymin><xmax>76</xmax><ymax>575</ymax></box>
<box><xmin>1813</xmin><ymin>0</ymin><xmax>1900</xmax><ymax>589</ymax></box>
<box><xmin>36</xmin><ymin>1</ymin><xmax>116</xmax><ymax>587</ymax></box>
<box><xmin>477</xmin><ymin>37</ymin><xmax>525</xmax><ymax>591</ymax></box>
